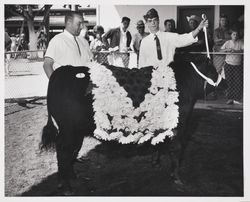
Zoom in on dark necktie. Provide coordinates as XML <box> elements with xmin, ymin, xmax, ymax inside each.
<box><xmin>74</xmin><ymin>36</ymin><xmax>81</xmax><ymax>56</ymax></box>
<box><xmin>154</xmin><ymin>34</ymin><xmax>162</xmax><ymax>60</ymax></box>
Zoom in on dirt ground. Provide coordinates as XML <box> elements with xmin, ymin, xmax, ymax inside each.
<box><xmin>4</xmin><ymin>99</ymin><xmax>243</xmax><ymax>196</ymax></box>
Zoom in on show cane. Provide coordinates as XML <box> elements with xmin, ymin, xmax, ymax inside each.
<box><xmin>202</xmin><ymin>14</ymin><xmax>211</xmax><ymax>59</ymax></box>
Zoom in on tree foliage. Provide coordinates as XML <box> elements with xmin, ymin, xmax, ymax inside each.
<box><xmin>5</xmin><ymin>5</ymin><xmax>52</xmax><ymax>54</ymax></box>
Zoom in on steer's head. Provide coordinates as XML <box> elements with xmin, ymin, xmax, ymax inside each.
<box><xmin>197</xmin><ymin>57</ymin><xmax>228</xmax><ymax>98</ymax></box>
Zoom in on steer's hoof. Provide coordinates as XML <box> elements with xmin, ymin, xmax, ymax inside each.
<box><xmin>171</xmin><ymin>173</ymin><xmax>184</xmax><ymax>186</ymax></box>
<box><xmin>57</xmin><ymin>182</ymin><xmax>63</xmax><ymax>189</ymax></box>
<box><xmin>63</xmin><ymin>189</ymin><xmax>75</xmax><ymax>196</ymax></box>
<box><xmin>174</xmin><ymin>179</ymin><xmax>184</xmax><ymax>186</ymax></box>
<box><xmin>151</xmin><ymin>158</ymin><xmax>162</xmax><ymax>169</ymax></box>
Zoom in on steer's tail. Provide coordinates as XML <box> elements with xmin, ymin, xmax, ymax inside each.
<box><xmin>40</xmin><ymin>112</ymin><xmax>58</xmax><ymax>151</ymax></box>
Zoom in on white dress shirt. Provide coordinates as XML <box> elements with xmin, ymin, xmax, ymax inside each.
<box><xmin>119</xmin><ymin>26</ymin><xmax>128</xmax><ymax>52</ymax></box>
<box><xmin>139</xmin><ymin>31</ymin><xmax>198</xmax><ymax>68</ymax></box>
<box><xmin>45</xmin><ymin>29</ymin><xmax>93</xmax><ymax>69</ymax></box>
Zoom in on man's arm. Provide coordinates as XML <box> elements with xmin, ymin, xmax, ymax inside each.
<box><xmin>43</xmin><ymin>57</ymin><xmax>54</xmax><ymax>79</ymax></box>
<box><xmin>102</xmin><ymin>29</ymin><xmax>112</xmax><ymax>50</ymax></box>
<box><xmin>174</xmin><ymin>18</ymin><xmax>208</xmax><ymax>48</ymax></box>
<box><xmin>192</xmin><ymin>19</ymin><xmax>209</xmax><ymax>39</ymax></box>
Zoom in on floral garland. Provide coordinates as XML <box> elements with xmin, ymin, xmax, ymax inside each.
<box><xmin>88</xmin><ymin>62</ymin><xmax>179</xmax><ymax>145</ymax></box>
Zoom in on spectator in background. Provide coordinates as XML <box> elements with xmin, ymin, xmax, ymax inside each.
<box><xmin>5</xmin><ymin>30</ymin><xmax>11</xmax><ymax>76</ymax></box>
<box><xmin>10</xmin><ymin>33</ymin><xmax>17</xmax><ymax>53</ymax></box>
<box><xmin>102</xmin><ymin>16</ymin><xmax>132</xmax><ymax>52</ymax></box>
<box><xmin>87</xmin><ymin>31</ymin><xmax>95</xmax><ymax>44</ymax></box>
<box><xmin>18</xmin><ymin>33</ymin><xmax>29</xmax><ymax>51</ymax></box>
<box><xmin>90</xmin><ymin>26</ymin><xmax>105</xmax><ymax>52</ymax></box>
<box><xmin>132</xmin><ymin>20</ymin><xmax>149</xmax><ymax>55</ymax></box>
<box><xmin>5</xmin><ymin>31</ymin><xmax>11</xmax><ymax>51</ymax></box>
<box><xmin>180</xmin><ymin>15</ymin><xmax>213</xmax><ymax>53</ymax></box>
<box><xmin>220</xmin><ymin>28</ymin><xmax>243</xmax><ymax>105</ymax></box>
<box><xmin>175</xmin><ymin>15</ymin><xmax>213</xmax><ymax>64</ymax></box>
<box><xmin>237</xmin><ymin>14</ymin><xmax>244</xmax><ymax>39</ymax></box>
<box><xmin>212</xmin><ymin>14</ymin><xmax>231</xmax><ymax>100</ymax></box>
<box><xmin>164</xmin><ymin>19</ymin><xmax>176</xmax><ymax>33</ymax></box>
<box><xmin>37</xmin><ymin>32</ymin><xmax>47</xmax><ymax>50</ymax></box>
<box><xmin>16</xmin><ymin>33</ymin><xmax>29</xmax><ymax>58</ymax></box>
<box><xmin>213</xmin><ymin>14</ymin><xmax>231</xmax><ymax>52</ymax></box>
<box><xmin>93</xmin><ymin>25</ymin><xmax>104</xmax><ymax>37</ymax></box>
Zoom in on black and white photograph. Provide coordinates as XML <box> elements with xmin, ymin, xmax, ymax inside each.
<box><xmin>1</xmin><ymin>0</ymin><xmax>249</xmax><ymax>201</ymax></box>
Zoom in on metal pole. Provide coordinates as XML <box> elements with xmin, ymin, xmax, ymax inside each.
<box><xmin>97</xmin><ymin>5</ymin><xmax>100</xmax><ymax>26</ymax></box>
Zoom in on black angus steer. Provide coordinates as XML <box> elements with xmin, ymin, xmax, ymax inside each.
<box><xmin>40</xmin><ymin>58</ymin><xmax>227</xmax><ymax>195</ymax></box>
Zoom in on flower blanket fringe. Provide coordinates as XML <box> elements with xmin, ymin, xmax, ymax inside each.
<box><xmin>89</xmin><ymin>62</ymin><xmax>179</xmax><ymax>145</ymax></box>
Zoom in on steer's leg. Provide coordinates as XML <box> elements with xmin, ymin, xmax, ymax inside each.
<box><xmin>169</xmin><ymin>132</ymin><xmax>183</xmax><ymax>185</ymax></box>
<box><xmin>151</xmin><ymin>147</ymin><xmax>161</xmax><ymax>168</ymax></box>
<box><xmin>169</xmin><ymin>103</ymin><xmax>195</xmax><ymax>186</ymax></box>
<box><xmin>56</xmin><ymin>125</ymin><xmax>75</xmax><ymax>195</ymax></box>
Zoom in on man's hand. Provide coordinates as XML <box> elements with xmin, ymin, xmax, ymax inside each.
<box><xmin>192</xmin><ymin>18</ymin><xmax>209</xmax><ymax>38</ymax></box>
<box><xmin>197</xmin><ymin>19</ymin><xmax>209</xmax><ymax>31</ymax></box>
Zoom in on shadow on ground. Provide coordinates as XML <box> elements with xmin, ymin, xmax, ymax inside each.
<box><xmin>21</xmin><ymin>108</ymin><xmax>243</xmax><ymax>196</ymax></box>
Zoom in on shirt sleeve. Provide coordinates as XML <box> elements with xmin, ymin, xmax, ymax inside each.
<box><xmin>44</xmin><ymin>36</ymin><xmax>59</xmax><ymax>61</ymax></box>
<box><xmin>220</xmin><ymin>41</ymin><xmax>228</xmax><ymax>50</ymax></box>
<box><xmin>173</xmin><ymin>32</ymin><xmax>198</xmax><ymax>48</ymax></box>
<box><xmin>102</xmin><ymin>29</ymin><xmax>112</xmax><ymax>49</ymax></box>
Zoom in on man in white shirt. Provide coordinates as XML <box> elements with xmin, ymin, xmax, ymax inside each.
<box><xmin>43</xmin><ymin>11</ymin><xmax>93</xmax><ymax>79</ymax></box>
<box><xmin>139</xmin><ymin>8</ymin><xmax>208</xmax><ymax>68</ymax></box>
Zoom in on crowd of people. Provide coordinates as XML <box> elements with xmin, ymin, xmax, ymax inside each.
<box><xmin>5</xmin><ymin>31</ymin><xmax>47</xmax><ymax>54</ymax></box>
<box><xmin>5</xmin><ymin>8</ymin><xmax>244</xmax><ymax>104</ymax></box>
<box><xmin>83</xmin><ymin>11</ymin><xmax>243</xmax><ymax>104</ymax></box>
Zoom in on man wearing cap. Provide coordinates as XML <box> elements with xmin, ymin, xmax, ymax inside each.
<box><xmin>132</xmin><ymin>20</ymin><xmax>149</xmax><ymax>55</ymax></box>
<box><xmin>43</xmin><ymin>11</ymin><xmax>93</xmax><ymax>79</ymax></box>
<box><xmin>102</xmin><ymin>16</ymin><xmax>132</xmax><ymax>52</ymax></box>
<box><xmin>139</xmin><ymin>8</ymin><xmax>208</xmax><ymax>68</ymax></box>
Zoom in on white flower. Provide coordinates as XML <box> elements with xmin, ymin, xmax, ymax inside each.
<box><xmin>151</xmin><ymin>130</ymin><xmax>173</xmax><ymax>145</ymax></box>
<box><xmin>109</xmin><ymin>131</ymin><xmax>123</xmax><ymax>140</ymax></box>
<box><xmin>138</xmin><ymin>132</ymin><xmax>154</xmax><ymax>144</ymax></box>
<box><xmin>94</xmin><ymin>129</ymin><xmax>109</xmax><ymax>140</ymax></box>
<box><xmin>119</xmin><ymin>134</ymin><xmax>135</xmax><ymax>144</ymax></box>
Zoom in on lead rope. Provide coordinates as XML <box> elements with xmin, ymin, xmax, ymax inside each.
<box><xmin>202</xmin><ymin>14</ymin><xmax>209</xmax><ymax>103</ymax></box>
<box><xmin>202</xmin><ymin>14</ymin><xmax>211</xmax><ymax>59</ymax></box>
<box><xmin>190</xmin><ymin>62</ymin><xmax>222</xmax><ymax>87</ymax></box>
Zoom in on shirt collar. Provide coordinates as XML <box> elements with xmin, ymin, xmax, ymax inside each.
<box><xmin>64</xmin><ymin>29</ymin><xmax>75</xmax><ymax>39</ymax></box>
<box><xmin>120</xmin><ymin>26</ymin><xmax>127</xmax><ymax>34</ymax></box>
<box><xmin>150</xmin><ymin>30</ymin><xmax>161</xmax><ymax>37</ymax></box>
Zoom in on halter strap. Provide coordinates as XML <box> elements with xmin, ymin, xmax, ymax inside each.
<box><xmin>190</xmin><ymin>62</ymin><xmax>222</xmax><ymax>87</ymax></box>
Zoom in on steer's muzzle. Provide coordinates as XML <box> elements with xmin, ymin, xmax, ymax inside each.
<box><xmin>216</xmin><ymin>78</ymin><xmax>228</xmax><ymax>92</ymax></box>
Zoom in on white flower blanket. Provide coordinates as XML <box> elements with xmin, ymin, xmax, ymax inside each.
<box><xmin>88</xmin><ymin>62</ymin><xmax>179</xmax><ymax>145</ymax></box>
